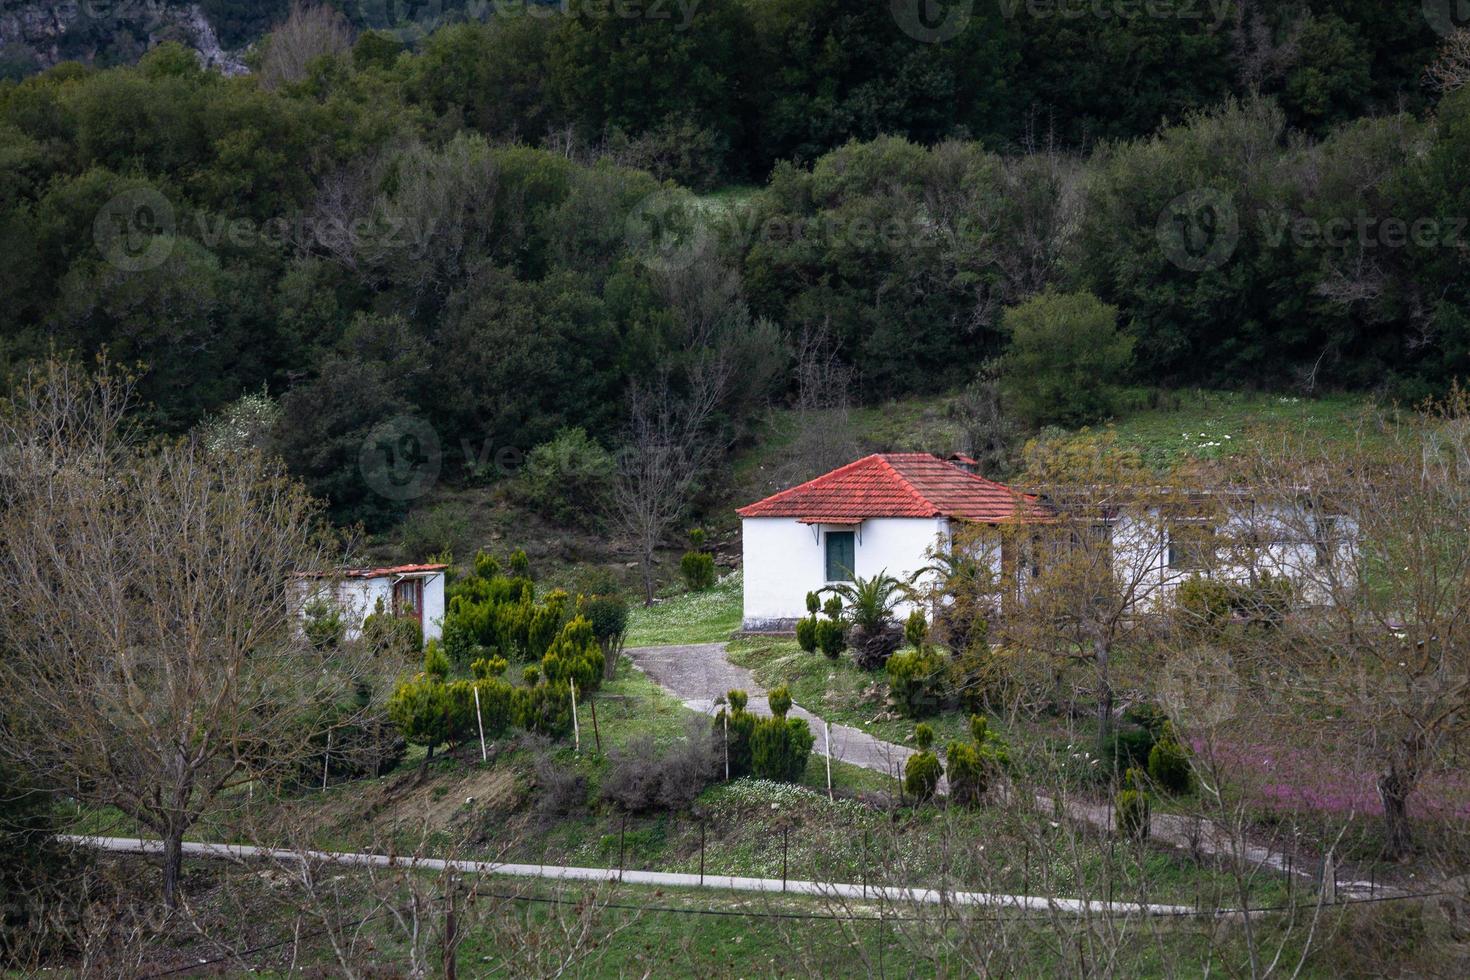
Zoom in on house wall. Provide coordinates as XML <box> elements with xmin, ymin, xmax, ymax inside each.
<box><xmin>741</xmin><ymin>517</ymin><xmax>948</xmax><ymax>630</ymax></box>
<box><xmin>298</xmin><ymin>572</ymin><xmax>445</xmax><ymax>647</ymax></box>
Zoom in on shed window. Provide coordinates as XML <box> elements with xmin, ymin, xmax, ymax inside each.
<box><xmin>825</xmin><ymin>531</ymin><xmax>855</xmax><ymax>582</ymax></box>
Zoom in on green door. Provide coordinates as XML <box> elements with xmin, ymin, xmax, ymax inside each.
<box><xmin>825</xmin><ymin>530</ymin><xmax>855</xmax><ymax>582</ymax></box>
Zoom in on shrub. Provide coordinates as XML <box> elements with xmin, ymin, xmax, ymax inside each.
<box><xmin>816</xmin><ymin>618</ymin><xmax>846</xmax><ymax>658</ymax></box>
<box><xmin>904</xmin><ymin>609</ymin><xmax>927</xmax><ymax>649</ymax></box>
<box><xmin>602</xmin><ymin>727</ymin><xmax>719</xmax><ymax>813</ymax></box>
<box><xmin>386</xmin><ymin>674</ymin><xmax>450</xmax><ymax>758</ymax></box>
<box><xmin>398</xmin><ymin>502</ymin><xmax>470</xmax><ymax>558</ymax></box>
<box><xmin>1146</xmin><ymin>721</ymin><xmax>1193</xmax><ymax>795</ymax></box>
<box><xmin>540</xmin><ymin>615</ymin><xmax>605</xmax><ymax>696</ymax></box>
<box><xmin>1115</xmin><ymin>768</ymin><xmax>1151</xmax><ymax>841</ymax></box>
<box><xmin>1235</xmin><ymin>571</ymin><xmax>1294</xmax><ymax>628</ymax></box>
<box><xmin>439</xmin><ymin>615</ymin><xmax>480</xmax><ymax>665</ymax></box>
<box><xmin>949</xmin><ymin>646</ymin><xmax>1051</xmax><ymax>715</ymax></box>
<box><xmin>946</xmin><ymin>741</ymin><xmax>985</xmax><ymax>806</ymax></box>
<box><xmin>577</xmin><ymin>591</ymin><xmax>628</xmax><ymax>680</ymax></box>
<box><xmin>303</xmin><ymin>597</ymin><xmax>345</xmax><ymax>650</ymax></box>
<box><xmin>887</xmin><ymin>647</ymin><xmax>946</xmax><ymax>717</ymax></box>
<box><xmin>512</xmin><ymin>428</ymin><xmax>614</xmax><ymax>529</ymax></box>
<box><xmin>795</xmin><ymin>616</ymin><xmax>818</xmax><ymax>652</ymax></box>
<box><xmin>362</xmin><ymin>599</ymin><xmax>423</xmax><ymax>661</ymax></box>
<box><xmin>680</xmin><ymin>550</ymin><xmax>716</xmax><ymax>591</ymax></box>
<box><xmin>767</xmin><ymin>684</ymin><xmax>793</xmax><ymax>717</ymax></box>
<box><xmin>470</xmin><ymin>655</ymin><xmax>509</xmax><ymax>679</ymax></box>
<box><xmin>423</xmin><ymin>640</ymin><xmax>450</xmax><ymax>680</ymax></box>
<box><xmin>714</xmin><ymin>691</ymin><xmax>758</xmax><ymax>778</ymax></box>
<box><xmin>535</xmin><ymin>758</ymin><xmax>589</xmax><ymax>818</ymax></box>
<box><xmin>904</xmin><ymin>727</ymin><xmax>943</xmax><ymax>801</ymax></box>
<box><xmin>509</xmin><ymin>549</ymin><xmax>531</xmax><ymax>578</ymax></box>
<box><xmin>1176</xmin><ymin>575</ymin><xmax>1232</xmax><ymax>633</ymax></box>
<box><xmin>999</xmin><ymin>289</ymin><xmax>1133</xmax><ymax>427</ymax></box>
<box><xmin>513</xmin><ymin>681</ymin><xmax>574</xmax><ymax>738</ymax></box>
<box><xmin>473</xmin><ymin>678</ymin><xmax>520</xmax><ymax>740</ymax></box>
<box><xmin>750</xmin><ymin>716</ymin><xmax>815</xmax><ymax>783</ymax></box>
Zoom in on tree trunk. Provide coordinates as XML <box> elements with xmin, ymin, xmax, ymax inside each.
<box><xmin>1094</xmin><ymin>637</ymin><xmax>1113</xmax><ymax>755</ymax></box>
<box><xmin>640</xmin><ymin>540</ymin><xmax>656</xmax><ymax>606</ymax></box>
<box><xmin>1378</xmin><ymin>765</ymin><xmax>1415</xmax><ymax>859</ymax></box>
<box><xmin>161</xmin><ymin>828</ymin><xmax>185</xmax><ymax>910</ymax></box>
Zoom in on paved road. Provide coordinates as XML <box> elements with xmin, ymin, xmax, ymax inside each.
<box><xmin>625</xmin><ymin>642</ymin><xmax>920</xmax><ymax>784</ymax></box>
<box><xmin>66</xmin><ymin>835</ymin><xmax>1205</xmax><ymax>916</ymax></box>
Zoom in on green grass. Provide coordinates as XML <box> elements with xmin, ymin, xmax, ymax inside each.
<box><xmin>626</xmin><ymin>571</ymin><xmax>743</xmax><ymax>646</ymax></box>
<box><xmin>1098</xmin><ymin>389</ymin><xmax>1373</xmax><ymax>469</ymax></box>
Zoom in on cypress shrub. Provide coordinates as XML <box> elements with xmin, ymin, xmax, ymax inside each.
<box><xmin>1147</xmin><ymin>721</ymin><xmax>1193</xmax><ymax>794</ymax></box>
<box><xmin>886</xmin><ymin>647</ymin><xmax>946</xmax><ymax>717</ymax></box>
<box><xmin>1115</xmin><ymin>767</ymin><xmax>1151</xmax><ymax>841</ymax></box>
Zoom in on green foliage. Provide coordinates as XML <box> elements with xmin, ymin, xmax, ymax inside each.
<box><xmin>302</xmin><ymin>597</ymin><xmax>345</xmax><ymax>650</ymax></box>
<box><xmin>714</xmin><ymin>689</ymin><xmax>756</xmax><ymax>778</ymax></box>
<box><xmin>1176</xmin><ymin>576</ymin><xmax>1233</xmax><ymax>633</ymax></box>
<box><xmin>540</xmin><ymin>615</ymin><xmax>605</xmax><ymax>696</ymax></box>
<box><xmin>512</xmin><ymin>681</ymin><xmax>574</xmax><ymax>739</ymax></box>
<box><xmin>750</xmin><ymin>715</ymin><xmax>814</xmax><ymax>783</ymax></box>
<box><xmin>1000</xmin><ymin>290</ymin><xmax>1133</xmax><ymax>427</ymax></box>
<box><xmin>361</xmin><ymin>599</ymin><xmax>423</xmax><ymax>662</ymax></box>
<box><xmin>386</xmin><ymin>675</ymin><xmax>450</xmax><ymax>755</ymax></box>
<box><xmin>766</xmin><ymin>684</ymin><xmax>793</xmax><ymax>718</ymax></box>
<box><xmin>904</xmin><ymin>609</ymin><xmax>927</xmax><ymax>650</ymax></box>
<box><xmin>680</xmin><ymin>550</ymin><xmax>716</xmax><ymax>592</ymax></box>
<box><xmin>886</xmin><ymin>647</ymin><xmax>946</xmax><ymax>718</ymax></box>
<box><xmin>805</xmin><ymin>591</ymin><xmax>821</xmax><ymax>616</ymax></box>
<box><xmin>423</xmin><ymin>640</ymin><xmax>449</xmax><ymax>681</ymax></box>
<box><xmin>470</xmin><ymin>656</ymin><xmax>508</xmax><ymax>679</ymax></box>
<box><xmin>1115</xmin><ymin>768</ymin><xmax>1151</xmax><ymax>841</ymax></box>
<box><xmin>795</xmin><ymin>616</ymin><xmax>818</xmax><ymax>653</ymax></box>
<box><xmin>945</xmin><ymin>741</ymin><xmax>984</xmax><ymax>807</ymax></box>
<box><xmin>903</xmin><ymin>749</ymin><xmax>943</xmax><ymax>802</ymax></box>
<box><xmin>1147</xmin><ymin>722</ymin><xmax>1193</xmax><ymax>795</ymax></box>
<box><xmin>509</xmin><ymin>549</ymin><xmax>531</xmax><ymax>578</ymax></box>
<box><xmin>512</xmin><ymin>427</ymin><xmax>614</xmax><ymax>530</ymax></box>
<box><xmin>816</xmin><ymin>619</ymin><xmax>846</xmax><ymax>659</ymax></box>
<box><xmin>687</xmin><ymin>528</ymin><xmax>707</xmax><ymax>549</ymax></box>
<box><xmin>914</xmin><ymin>723</ymin><xmax>934</xmax><ymax>752</ymax></box>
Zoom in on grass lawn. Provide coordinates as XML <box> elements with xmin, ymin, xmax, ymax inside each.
<box><xmin>626</xmin><ymin>571</ymin><xmax>743</xmax><ymax>646</ymax></box>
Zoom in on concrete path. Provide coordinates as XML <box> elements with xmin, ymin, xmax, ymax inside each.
<box><xmin>626</xmin><ymin>643</ymin><xmax>917</xmax><ymax>783</ymax></box>
<box><xmin>625</xmin><ymin>643</ymin><xmax>1391</xmax><ymax>897</ymax></box>
<box><xmin>63</xmin><ymin>835</ymin><xmax>1209</xmax><ymax>917</ymax></box>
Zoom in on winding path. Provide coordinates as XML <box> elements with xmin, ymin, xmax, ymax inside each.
<box><xmin>625</xmin><ymin>642</ymin><xmax>919</xmax><ymax>783</ymax></box>
<box><xmin>624</xmin><ymin>642</ymin><xmax>1390</xmax><ymax>898</ymax></box>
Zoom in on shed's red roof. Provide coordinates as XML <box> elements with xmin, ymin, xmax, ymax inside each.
<box><xmin>737</xmin><ymin>454</ymin><xmax>1046</xmax><ymax>523</ymax></box>
<box><xmin>297</xmin><ymin>563</ymin><xmax>448</xmax><ymax>580</ymax></box>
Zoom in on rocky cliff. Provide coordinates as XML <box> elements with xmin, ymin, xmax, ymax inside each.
<box><xmin>0</xmin><ymin>1</ymin><xmax>247</xmax><ymax>78</ymax></box>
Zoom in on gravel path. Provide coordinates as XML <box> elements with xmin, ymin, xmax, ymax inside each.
<box><xmin>625</xmin><ymin>642</ymin><xmax>918</xmax><ymax>783</ymax></box>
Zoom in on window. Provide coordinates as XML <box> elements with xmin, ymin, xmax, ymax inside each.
<box><xmin>1168</xmin><ymin>523</ymin><xmax>1216</xmax><ymax>571</ymax></box>
<box><xmin>825</xmin><ymin>531</ymin><xmax>855</xmax><ymax>582</ymax></box>
<box><xmin>393</xmin><ymin>578</ymin><xmax>424</xmax><ymax>623</ymax></box>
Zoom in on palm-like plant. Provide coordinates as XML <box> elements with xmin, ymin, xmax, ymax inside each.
<box><xmin>821</xmin><ymin>571</ymin><xmax>909</xmax><ymax>669</ymax></box>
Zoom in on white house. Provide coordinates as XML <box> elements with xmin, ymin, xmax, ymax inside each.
<box><xmin>737</xmin><ymin>454</ymin><xmax>1354</xmax><ymax>631</ymax></box>
<box><xmin>737</xmin><ymin>453</ymin><xmax>1046</xmax><ymax>630</ymax></box>
<box><xmin>298</xmin><ymin>563</ymin><xmax>447</xmax><ymax>647</ymax></box>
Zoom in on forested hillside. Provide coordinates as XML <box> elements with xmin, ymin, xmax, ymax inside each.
<box><xmin>1</xmin><ymin>2</ymin><xmax>1468</xmax><ymax>536</ymax></box>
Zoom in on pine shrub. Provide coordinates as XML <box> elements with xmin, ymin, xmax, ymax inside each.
<box><xmin>886</xmin><ymin>647</ymin><xmax>946</xmax><ymax>717</ymax></box>
<box><xmin>681</xmin><ymin>550</ymin><xmax>716</xmax><ymax>591</ymax></box>
<box><xmin>946</xmin><ymin>741</ymin><xmax>985</xmax><ymax>806</ymax></box>
<box><xmin>796</xmin><ymin>616</ymin><xmax>818</xmax><ymax>652</ymax></box>
<box><xmin>1115</xmin><ymin>768</ymin><xmax>1151</xmax><ymax>841</ymax></box>
<box><xmin>750</xmin><ymin>716</ymin><xmax>815</xmax><ymax>782</ymax></box>
<box><xmin>1146</xmin><ymin>721</ymin><xmax>1193</xmax><ymax>794</ymax></box>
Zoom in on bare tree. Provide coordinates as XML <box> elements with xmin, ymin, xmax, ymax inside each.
<box><xmin>1234</xmin><ymin>393</ymin><xmax>1470</xmax><ymax>858</ymax></box>
<box><xmin>776</xmin><ymin>320</ymin><xmax>858</xmax><ymax>486</ymax></box>
<box><xmin>1426</xmin><ymin>28</ymin><xmax>1470</xmax><ymax>94</ymax></box>
<box><xmin>259</xmin><ymin>1</ymin><xmax>353</xmax><ymax>92</ymax></box>
<box><xmin>983</xmin><ymin>431</ymin><xmax>1207</xmax><ymax>749</ymax></box>
<box><xmin>611</xmin><ymin>376</ymin><xmax>720</xmax><ymax>605</ymax></box>
<box><xmin>0</xmin><ymin>358</ymin><xmax>381</xmax><ymax>907</ymax></box>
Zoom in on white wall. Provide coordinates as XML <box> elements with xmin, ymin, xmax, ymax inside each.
<box><xmin>298</xmin><ymin>572</ymin><xmax>445</xmax><ymax>647</ymax></box>
<box><xmin>741</xmin><ymin>517</ymin><xmax>947</xmax><ymax>629</ymax></box>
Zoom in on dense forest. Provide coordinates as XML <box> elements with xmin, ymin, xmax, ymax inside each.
<box><xmin>1</xmin><ymin>2</ymin><xmax>1468</xmax><ymax>529</ymax></box>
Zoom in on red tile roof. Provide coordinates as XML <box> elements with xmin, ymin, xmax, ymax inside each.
<box><xmin>737</xmin><ymin>454</ymin><xmax>1048</xmax><ymax>523</ymax></box>
<box><xmin>297</xmin><ymin>563</ymin><xmax>448</xmax><ymax>580</ymax></box>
